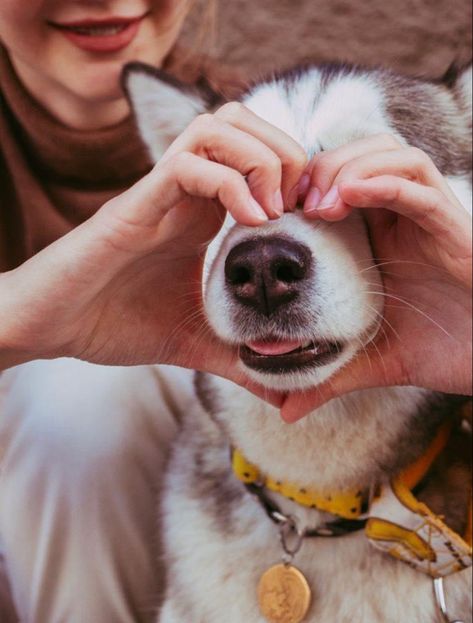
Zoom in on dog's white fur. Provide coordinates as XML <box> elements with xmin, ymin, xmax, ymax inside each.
<box><xmin>126</xmin><ymin>63</ymin><xmax>472</xmax><ymax>622</ymax></box>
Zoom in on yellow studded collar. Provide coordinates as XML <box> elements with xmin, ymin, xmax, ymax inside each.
<box><xmin>232</xmin><ymin>418</ymin><xmax>472</xmax><ymax>578</ymax></box>
<box><xmin>232</xmin><ymin>448</ymin><xmax>367</xmax><ymax>520</ymax></box>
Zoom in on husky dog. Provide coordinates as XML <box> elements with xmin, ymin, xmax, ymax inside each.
<box><xmin>125</xmin><ymin>61</ymin><xmax>472</xmax><ymax>622</ymax></box>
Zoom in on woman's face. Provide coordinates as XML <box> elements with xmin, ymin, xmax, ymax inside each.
<box><xmin>0</xmin><ymin>1</ymin><xmax>190</xmax><ymax>108</ymax></box>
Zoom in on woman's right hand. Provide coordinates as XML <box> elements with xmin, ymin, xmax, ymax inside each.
<box><xmin>0</xmin><ymin>103</ymin><xmax>306</xmax><ymax>399</ymax></box>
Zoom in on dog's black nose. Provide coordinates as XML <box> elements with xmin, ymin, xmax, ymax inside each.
<box><xmin>224</xmin><ymin>237</ymin><xmax>312</xmax><ymax>316</ymax></box>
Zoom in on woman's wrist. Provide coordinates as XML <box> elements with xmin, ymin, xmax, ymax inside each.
<box><xmin>0</xmin><ymin>347</ymin><xmax>35</xmax><ymax>372</ymax></box>
<box><xmin>0</xmin><ymin>271</ymin><xmax>36</xmax><ymax>371</ymax></box>
<box><xmin>0</xmin><ymin>271</ymin><xmax>31</xmax><ymax>369</ymax></box>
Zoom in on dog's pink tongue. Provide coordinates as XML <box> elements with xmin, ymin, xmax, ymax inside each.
<box><xmin>246</xmin><ymin>340</ymin><xmax>302</xmax><ymax>355</ymax></box>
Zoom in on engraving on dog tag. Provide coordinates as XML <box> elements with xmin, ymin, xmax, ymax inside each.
<box><xmin>257</xmin><ymin>563</ymin><xmax>311</xmax><ymax>623</ymax></box>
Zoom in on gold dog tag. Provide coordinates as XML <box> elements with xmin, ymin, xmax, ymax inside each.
<box><xmin>257</xmin><ymin>563</ymin><xmax>311</xmax><ymax>623</ymax></box>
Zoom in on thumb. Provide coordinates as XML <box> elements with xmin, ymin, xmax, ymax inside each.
<box><xmin>280</xmin><ymin>344</ymin><xmax>404</xmax><ymax>422</ymax></box>
<box><xmin>199</xmin><ymin>342</ymin><xmax>286</xmax><ymax>409</ymax></box>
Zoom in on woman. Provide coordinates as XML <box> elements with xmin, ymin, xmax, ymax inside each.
<box><xmin>0</xmin><ymin>1</ymin><xmax>470</xmax><ymax>621</ymax></box>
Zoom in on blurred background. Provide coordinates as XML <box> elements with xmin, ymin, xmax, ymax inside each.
<box><xmin>182</xmin><ymin>0</ymin><xmax>472</xmax><ymax>79</ymax></box>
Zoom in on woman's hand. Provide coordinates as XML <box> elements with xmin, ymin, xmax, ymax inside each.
<box><xmin>281</xmin><ymin>134</ymin><xmax>472</xmax><ymax>421</ymax></box>
<box><xmin>0</xmin><ymin>102</ymin><xmax>306</xmax><ymax>400</ymax></box>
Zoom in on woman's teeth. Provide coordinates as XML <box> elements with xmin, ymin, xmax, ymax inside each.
<box><xmin>66</xmin><ymin>25</ymin><xmax>127</xmax><ymax>36</ymax></box>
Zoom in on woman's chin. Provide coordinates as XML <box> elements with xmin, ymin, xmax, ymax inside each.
<box><xmin>74</xmin><ymin>69</ymin><xmax>126</xmax><ymax>103</ymax></box>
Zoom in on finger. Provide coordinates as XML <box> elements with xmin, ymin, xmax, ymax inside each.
<box><xmin>163</xmin><ymin>114</ymin><xmax>289</xmax><ymax>218</ymax></box>
<box><xmin>304</xmin><ymin>192</ymin><xmax>354</xmax><ymax>221</ymax></box>
<box><xmin>101</xmin><ymin>152</ymin><xmax>269</xmax><ymax>250</ymax></box>
<box><xmin>332</xmin><ymin>146</ymin><xmax>448</xmax><ymax>187</ymax></box>
<box><xmin>203</xmin><ymin>355</ymin><xmax>285</xmax><ymax>408</ymax></box>
<box><xmin>170</xmin><ymin>329</ymin><xmax>285</xmax><ymax>408</ymax></box>
<box><xmin>302</xmin><ymin>133</ymin><xmax>403</xmax><ymax>214</ymax></box>
<box><xmin>305</xmin><ymin>146</ymin><xmax>459</xmax><ymax>221</ymax></box>
<box><xmin>339</xmin><ymin>176</ymin><xmax>472</xmax><ymax>259</ymax></box>
<box><xmin>214</xmin><ymin>102</ymin><xmax>308</xmax><ymax>210</ymax></box>
<box><xmin>280</xmin><ymin>345</ymin><xmax>402</xmax><ymax>422</ymax></box>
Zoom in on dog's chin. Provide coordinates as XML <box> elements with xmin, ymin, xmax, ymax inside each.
<box><xmin>237</xmin><ymin>340</ymin><xmax>359</xmax><ymax>392</ymax></box>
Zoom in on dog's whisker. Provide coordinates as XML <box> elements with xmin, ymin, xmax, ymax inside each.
<box><xmin>363</xmin><ymin>291</ymin><xmax>454</xmax><ymax>339</ymax></box>
<box><xmin>364</xmin><ymin>298</ymin><xmax>402</xmax><ymax>344</ymax></box>
<box><xmin>359</xmin><ymin>259</ymin><xmax>446</xmax><ymax>274</ymax></box>
<box><xmin>159</xmin><ymin>308</ymin><xmax>209</xmax><ymax>361</ymax></box>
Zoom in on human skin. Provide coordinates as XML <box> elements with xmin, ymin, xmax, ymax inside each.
<box><xmin>0</xmin><ymin>2</ymin><xmax>470</xmax><ymax>413</ymax></box>
<box><xmin>280</xmin><ymin>134</ymin><xmax>472</xmax><ymax>421</ymax></box>
<box><xmin>0</xmin><ymin>0</ymin><xmax>193</xmax><ymax>129</ymax></box>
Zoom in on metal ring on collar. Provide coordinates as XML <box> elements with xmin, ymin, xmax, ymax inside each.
<box><xmin>433</xmin><ymin>577</ymin><xmax>465</xmax><ymax>623</ymax></box>
<box><xmin>278</xmin><ymin>515</ymin><xmax>306</xmax><ymax>558</ymax></box>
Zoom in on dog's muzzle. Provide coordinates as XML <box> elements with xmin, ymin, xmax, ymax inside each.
<box><xmin>224</xmin><ymin>235</ymin><xmax>343</xmax><ymax>374</ymax></box>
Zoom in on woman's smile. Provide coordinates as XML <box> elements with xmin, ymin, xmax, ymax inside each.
<box><xmin>49</xmin><ymin>12</ymin><xmax>150</xmax><ymax>54</ymax></box>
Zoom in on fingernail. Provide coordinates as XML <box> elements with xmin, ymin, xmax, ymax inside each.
<box><xmin>298</xmin><ymin>173</ymin><xmax>311</xmax><ymax>198</ymax></box>
<box><xmin>317</xmin><ymin>186</ymin><xmax>340</xmax><ymax>211</ymax></box>
<box><xmin>273</xmin><ymin>190</ymin><xmax>284</xmax><ymax>216</ymax></box>
<box><xmin>248</xmin><ymin>197</ymin><xmax>269</xmax><ymax>222</ymax></box>
<box><xmin>303</xmin><ymin>186</ymin><xmax>322</xmax><ymax>213</ymax></box>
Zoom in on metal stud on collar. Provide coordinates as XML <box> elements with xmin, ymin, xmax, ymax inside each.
<box><xmin>433</xmin><ymin>577</ymin><xmax>465</xmax><ymax>623</ymax></box>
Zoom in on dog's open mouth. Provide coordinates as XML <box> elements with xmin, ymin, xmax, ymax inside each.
<box><xmin>240</xmin><ymin>338</ymin><xmax>343</xmax><ymax>373</ymax></box>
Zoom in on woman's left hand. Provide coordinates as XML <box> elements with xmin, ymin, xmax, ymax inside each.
<box><xmin>281</xmin><ymin>134</ymin><xmax>472</xmax><ymax>421</ymax></box>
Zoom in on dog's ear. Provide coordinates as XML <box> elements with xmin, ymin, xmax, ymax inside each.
<box><xmin>123</xmin><ymin>62</ymin><xmax>210</xmax><ymax>162</ymax></box>
<box><xmin>454</xmin><ymin>65</ymin><xmax>472</xmax><ymax>114</ymax></box>
<box><xmin>442</xmin><ymin>60</ymin><xmax>472</xmax><ymax>120</ymax></box>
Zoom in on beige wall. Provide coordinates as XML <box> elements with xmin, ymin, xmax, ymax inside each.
<box><xmin>183</xmin><ymin>0</ymin><xmax>472</xmax><ymax>79</ymax></box>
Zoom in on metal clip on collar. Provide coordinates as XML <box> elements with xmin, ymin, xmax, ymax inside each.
<box><xmin>433</xmin><ymin>577</ymin><xmax>465</xmax><ymax>623</ymax></box>
<box><xmin>277</xmin><ymin>514</ymin><xmax>306</xmax><ymax>565</ymax></box>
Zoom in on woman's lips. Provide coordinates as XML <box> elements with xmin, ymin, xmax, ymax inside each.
<box><xmin>50</xmin><ymin>15</ymin><xmax>147</xmax><ymax>53</ymax></box>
